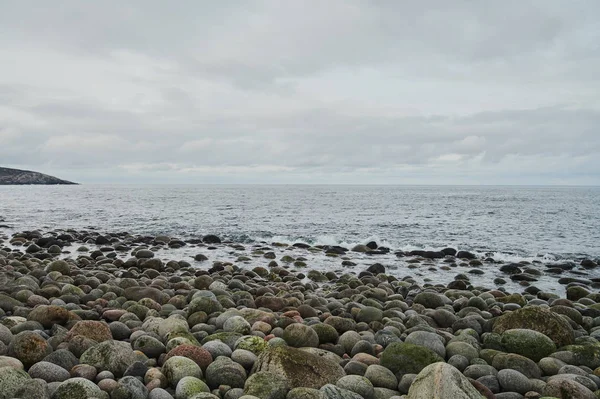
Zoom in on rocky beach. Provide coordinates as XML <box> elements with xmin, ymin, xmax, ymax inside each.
<box><xmin>0</xmin><ymin>228</ymin><xmax>599</xmax><ymax>399</ymax></box>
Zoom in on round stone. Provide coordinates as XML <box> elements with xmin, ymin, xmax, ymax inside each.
<box><xmin>205</xmin><ymin>356</ymin><xmax>247</xmax><ymax>389</ymax></box>
<box><xmin>162</xmin><ymin>356</ymin><xmax>203</xmax><ymax>388</ymax></box>
<box><xmin>8</xmin><ymin>331</ymin><xmax>53</xmax><ymax>368</ymax></box>
<box><xmin>283</xmin><ymin>324</ymin><xmax>319</xmax><ymax>348</ymax></box>
<box><xmin>52</xmin><ymin>377</ymin><xmax>108</xmax><ymax>399</ymax></box>
<box><xmin>28</xmin><ymin>361</ymin><xmax>70</xmax><ymax>382</ymax></box>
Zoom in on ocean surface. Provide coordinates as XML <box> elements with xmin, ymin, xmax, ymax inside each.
<box><xmin>1</xmin><ymin>184</ymin><xmax>599</xmax><ymax>262</ymax></box>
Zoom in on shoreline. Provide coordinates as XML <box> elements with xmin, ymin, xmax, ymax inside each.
<box><xmin>0</xmin><ymin>229</ymin><xmax>599</xmax><ymax>398</ymax></box>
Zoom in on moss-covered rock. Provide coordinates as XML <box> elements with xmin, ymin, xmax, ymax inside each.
<box><xmin>79</xmin><ymin>340</ymin><xmax>136</xmax><ymax>377</ymax></box>
<box><xmin>8</xmin><ymin>331</ymin><xmax>53</xmax><ymax>368</ymax></box>
<box><xmin>492</xmin><ymin>306</ymin><xmax>574</xmax><ymax>347</ymax></box>
<box><xmin>235</xmin><ymin>335</ymin><xmax>269</xmax><ymax>355</ymax></box>
<box><xmin>162</xmin><ymin>355</ymin><xmax>203</xmax><ymax>388</ymax></box>
<box><xmin>206</xmin><ymin>356</ymin><xmax>247</xmax><ymax>389</ymax></box>
<box><xmin>496</xmin><ymin>293</ymin><xmax>527</xmax><ymax>307</ymax></box>
<box><xmin>356</xmin><ymin>307</ymin><xmax>383</xmax><ymax>324</ymax></box>
<box><xmin>244</xmin><ymin>371</ymin><xmax>290</xmax><ymax>399</ymax></box>
<box><xmin>52</xmin><ymin>377</ymin><xmax>108</xmax><ymax>399</ymax></box>
<box><xmin>252</xmin><ymin>346</ymin><xmax>345</xmax><ymax>389</ymax></box>
<box><xmin>406</xmin><ymin>362</ymin><xmax>484</xmax><ymax>399</ymax></box>
<box><xmin>307</xmin><ymin>270</ymin><xmax>328</xmax><ymax>282</ymax></box>
<box><xmin>380</xmin><ymin>342</ymin><xmax>444</xmax><ymax>376</ymax></box>
<box><xmin>202</xmin><ymin>332</ymin><xmax>243</xmax><ymax>348</ymax></box>
<box><xmin>188</xmin><ymin>296</ymin><xmax>223</xmax><ymax>317</ymax></box>
<box><xmin>27</xmin><ymin>305</ymin><xmax>78</xmax><ymax>328</ymax></box>
<box><xmin>413</xmin><ymin>292</ymin><xmax>449</xmax><ymax>309</ymax></box>
<box><xmin>175</xmin><ymin>376</ymin><xmax>210</xmax><ymax>398</ymax></box>
<box><xmin>500</xmin><ymin>329</ymin><xmax>556</xmax><ymax>362</ymax></box>
<box><xmin>311</xmin><ymin>323</ymin><xmax>339</xmax><ymax>345</ymax></box>
<box><xmin>560</xmin><ymin>344</ymin><xmax>600</xmax><ymax>369</ymax></box>
<box><xmin>283</xmin><ymin>324</ymin><xmax>319</xmax><ymax>348</ymax></box>
<box><xmin>0</xmin><ymin>366</ymin><xmax>30</xmax><ymax>399</ymax></box>
<box><xmin>66</xmin><ymin>320</ymin><xmax>112</xmax><ymax>343</ymax></box>
<box><xmin>45</xmin><ymin>260</ymin><xmax>71</xmax><ymax>275</ymax></box>
<box><xmin>491</xmin><ymin>352</ymin><xmax>542</xmax><ymax>379</ymax></box>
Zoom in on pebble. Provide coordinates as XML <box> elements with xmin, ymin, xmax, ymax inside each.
<box><xmin>0</xmin><ymin>228</ymin><xmax>599</xmax><ymax>399</ymax></box>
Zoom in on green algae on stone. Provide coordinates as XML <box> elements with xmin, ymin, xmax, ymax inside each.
<box><xmin>162</xmin><ymin>355</ymin><xmax>203</xmax><ymax>388</ymax></box>
<box><xmin>175</xmin><ymin>376</ymin><xmax>210</xmax><ymax>398</ymax></box>
<box><xmin>202</xmin><ymin>332</ymin><xmax>243</xmax><ymax>348</ymax></box>
<box><xmin>492</xmin><ymin>306</ymin><xmax>574</xmax><ymax>348</ymax></box>
<box><xmin>560</xmin><ymin>344</ymin><xmax>600</xmax><ymax>369</ymax></box>
<box><xmin>496</xmin><ymin>293</ymin><xmax>527</xmax><ymax>307</ymax></box>
<box><xmin>79</xmin><ymin>340</ymin><xmax>136</xmax><ymax>377</ymax></box>
<box><xmin>0</xmin><ymin>366</ymin><xmax>30</xmax><ymax>399</ymax></box>
<box><xmin>235</xmin><ymin>335</ymin><xmax>269</xmax><ymax>354</ymax></box>
<box><xmin>500</xmin><ymin>329</ymin><xmax>556</xmax><ymax>362</ymax></box>
<box><xmin>252</xmin><ymin>346</ymin><xmax>345</xmax><ymax>389</ymax></box>
<box><xmin>311</xmin><ymin>323</ymin><xmax>339</xmax><ymax>345</ymax></box>
<box><xmin>244</xmin><ymin>371</ymin><xmax>290</xmax><ymax>399</ymax></box>
<box><xmin>380</xmin><ymin>342</ymin><xmax>444</xmax><ymax>376</ymax></box>
<box><xmin>52</xmin><ymin>377</ymin><xmax>108</xmax><ymax>399</ymax></box>
<box><xmin>407</xmin><ymin>362</ymin><xmax>484</xmax><ymax>399</ymax></box>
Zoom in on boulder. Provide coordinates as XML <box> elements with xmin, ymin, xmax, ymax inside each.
<box><xmin>492</xmin><ymin>306</ymin><xmax>574</xmax><ymax>347</ymax></box>
<box><xmin>407</xmin><ymin>362</ymin><xmax>484</xmax><ymax>399</ymax></box>
<box><xmin>244</xmin><ymin>371</ymin><xmax>290</xmax><ymax>399</ymax></box>
<box><xmin>79</xmin><ymin>340</ymin><xmax>136</xmax><ymax>377</ymax></box>
<box><xmin>252</xmin><ymin>346</ymin><xmax>345</xmax><ymax>389</ymax></box>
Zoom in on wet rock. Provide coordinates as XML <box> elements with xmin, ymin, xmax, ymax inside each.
<box><xmin>202</xmin><ymin>235</ymin><xmax>221</xmax><ymax>244</ymax></box>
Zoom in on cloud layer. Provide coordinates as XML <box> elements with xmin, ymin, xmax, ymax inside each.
<box><xmin>1</xmin><ymin>1</ymin><xmax>599</xmax><ymax>184</ymax></box>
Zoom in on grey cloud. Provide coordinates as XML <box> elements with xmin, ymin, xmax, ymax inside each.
<box><xmin>0</xmin><ymin>1</ymin><xmax>598</xmax><ymax>184</ymax></box>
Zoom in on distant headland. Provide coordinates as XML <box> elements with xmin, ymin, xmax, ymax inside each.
<box><xmin>0</xmin><ymin>167</ymin><xmax>78</xmax><ymax>185</ymax></box>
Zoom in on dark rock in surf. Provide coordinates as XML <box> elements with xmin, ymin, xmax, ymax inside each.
<box><xmin>456</xmin><ymin>251</ymin><xmax>477</xmax><ymax>259</ymax></box>
<box><xmin>441</xmin><ymin>247</ymin><xmax>457</xmax><ymax>256</ymax></box>
<box><xmin>366</xmin><ymin>263</ymin><xmax>385</xmax><ymax>275</ymax></box>
<box><xmin>202</xmin><ymin>234</ymin><xmax>221</xmax><ymax>244</ymax></box>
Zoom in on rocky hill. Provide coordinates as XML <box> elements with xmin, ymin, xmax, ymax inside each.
<box><xmin>0</xmin><ymin>167</ymin><xmax>77</xmax><ymax>185</ymax></box>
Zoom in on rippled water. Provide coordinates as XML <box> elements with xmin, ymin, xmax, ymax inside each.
<box><xmin>0</xmin><ymin>185</ymin><xmax>599</xmax><ymax>261</ymax></box>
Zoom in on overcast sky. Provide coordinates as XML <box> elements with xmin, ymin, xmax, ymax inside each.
<box><xmin>0</xmin><ymin>1</ymin><xmax>599</xmax><ymax>184</ymax></box>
